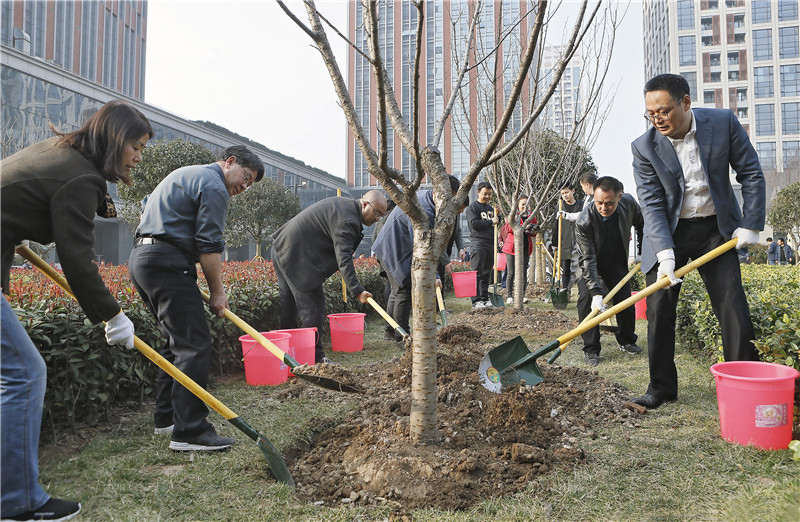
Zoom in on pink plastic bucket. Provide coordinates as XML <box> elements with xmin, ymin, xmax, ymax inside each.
<box><xmin>452</xmin><ymin>270</ymin><xmax>477</xmax><ymax>298</ymax></box>
<box><xmin>238</xmin><ymin>332</ymin><xmax>290</xmax><ymax>386</ymax></box>
<box><xmin>327</xmin><ymin>313</ymin><xmax>365</xmax><ymax>352</ymax></box>
<box><xmin>496</xmin><ymin>253</ymin><xmax>506</xmax><ymax>271</ymax></box>
<box><xmin>632</xmin><ymin>291</ymin><xmax>647</xmax><ymax>320</ymax></box>
<box><xmin>272</xmin><ymin>327</ymin><xmax>317</xmax><ymax>375</ymax></box>
<box><xmin>710</xmin><ymin>361</ymin><xmax>799</xmax><ymax>450</ymax></box>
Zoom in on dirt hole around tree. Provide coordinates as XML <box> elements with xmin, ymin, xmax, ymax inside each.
<box><xmin>281</xmin><ymin>307</ymin><xmax>648</xmax><ymax>513</ymax></box>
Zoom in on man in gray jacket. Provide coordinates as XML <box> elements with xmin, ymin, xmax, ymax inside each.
<box><xmin>269</xmin><ymin>190</ymin><xmax>387</xmax><ymax>363</ymax></box>
<box><xmin>575</xmin><ymin>176</ymin><xmax>644</xmax><ymax>367</ymax></box>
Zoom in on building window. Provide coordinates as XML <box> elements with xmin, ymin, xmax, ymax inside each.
<box><xmin>679</xmin><ymin>36</ymin><xmax>696</xmax><ymax>65</ymax></box>
<box><xmin>779</xmin><ymin>27</ymin><xmax>800</xmax><ymax>59</ymax></box>
<box><xmin>681</xmin><ymin>71</ymin><xmax>698</xmax><ymax>102</ymax></box>
<box><xmin>782</xmin><ymin>103</ymin><xmax>800</xmax><ymax>135</ymax></box>
<box><xmin>783</xmin><ymin>141</ymin><xmax>800</xmax><ymax>167</ymax></box>
<box><xmin>778</xmin><ymin>0</ymin><xmax>799</xmax><ymax>21</ymax></box>
<box><xmin>781</xmin><ymin>65</ymin><xmax>800</xmax><ymax>96</ymax></box>
<box><xmin>704</xmin><ymin>90</ymin><xmax>716</xmax><ymax>104</ymax></box>
<box><xmin>752</xmin><ymin>0</ymin><xmax>771</xmax><ymax>23</ymax></box>
<box><xmin>754</xmin><ymin>66</ymin><xmax>774</xmax><ymax>97</ymax></box>
<box><xmin>710</xmin><ymin>52</ymin><xmax>721</xmax><ymax>66</ymax></box>
<box><xmin>756</xmin><ymin>142</ymin><xmax>777</xmax><ymax>169</ymax></box>
<box><xmin>728</xmin><ymin>70</ymin><xmax>741</xmax><ymax>81</ymax></box>
<box><xmin>710</xmin><ymin>71</ymin><xmax>722</xmax><ymax>82</ymax></box>
<box><xmin>753</xmin><ymin>29</ymin><xmax>773</xmax><ymax>61</ymax></box>
<box><xmin>755</xmin><ymin>104</ymin><xmax>775</xmax><ymax>136</ymax></box>
<box><xmin>678</xmin><ymin>0</ymin><xmax>695</xmax><ymax>29</ymax></box>
<box><xmin>737</xmin><ymin>107</ymin><xmax>749</xmax><ymax>119</ymax></box>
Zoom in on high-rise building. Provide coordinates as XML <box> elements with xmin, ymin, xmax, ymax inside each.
<box><xmin>642</xmin><ymin>0</ymin><xmax>800</xmax><ymax>202</ymax></box>
<box><xmin>1</xmin><ymin>0</ymin><xmax>148</xmax><ymax>100</ymax></box>
<box><xmin>540</xmin><ymin>44</ymin><xmax>584</xmax><ymax>139</ymax></box>
<box><xmin>346</xmin><ymin>1</ymin><xmax>538</xmax><ymax>191</ymax></box>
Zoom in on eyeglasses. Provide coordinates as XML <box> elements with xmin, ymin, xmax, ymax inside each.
<box><xmin>643</xmin><ymin>98</ymin><xmax>684</xmax><ymax>123</ymax></box>
<box><xmin>366</xmin><ymin>200</ymin><xmax>385</xmax><ymax>218</ymax></box>
<box><xmin>241</xmin><ymin>167</ymin><xmax>254</xmax><ymax>188</ymax></box>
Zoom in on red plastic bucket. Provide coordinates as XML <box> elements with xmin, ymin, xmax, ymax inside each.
<box><xmin>632</xmin><ymin>291</ymin><xmax>647</xmax><ymax>320</ymax></box>
<box><xmin>327</xmin><ymin>313</ymin><xmax>365</xmax><ymax>352</ymax></box>
<box><xmin>272</xmin><ymin>327</ymin><xmax>317</xmax><ymax>376</ymax></box>
<box><xmin>496</xmin><ymin>253</ymin><xmax>506</xmax><ymax>271</ymax></box>
<box><xmin>452</xmin><ymin>270</ymin><xmax>477</xmax><ymax>298</ymax></box>
<box><xmin>239</xmin><ymin>332</ymin><xmax>290</xmax><ymax>386</ymax></box>
<box><xmin>710</xmin><ymin>361</ymin><xmax>799</xmax><ymax>450</ymax></box>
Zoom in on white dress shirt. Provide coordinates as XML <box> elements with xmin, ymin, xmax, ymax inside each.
<box><xmin>667</xmin><ymin>110</ymin><xmax>716</xmax><ymax>219</ymax></box>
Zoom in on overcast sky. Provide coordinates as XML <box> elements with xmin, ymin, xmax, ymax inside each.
<box><xmin>145</xmin><ymin>0</ymin><xmax>645</xmax><ymax>192</ymax></box>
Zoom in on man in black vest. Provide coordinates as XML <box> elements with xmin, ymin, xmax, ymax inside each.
<box><xmin>269</xmin><ymin>190</ymin><xmax>388</xmax><ymax>363</ymax></box>
<box><xmin>575</xmin><ymin>176</ymin><xmax>644</xmax><ymax>367</ymax></box>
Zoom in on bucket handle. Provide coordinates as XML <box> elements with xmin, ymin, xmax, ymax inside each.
<box><xmin>330</xmin><ymin>315</ymin><xmax>365</xmax><ymax>335</ymax></box>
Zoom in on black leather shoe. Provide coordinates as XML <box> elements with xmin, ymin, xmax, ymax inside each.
<box><xmin>630</xmin><ymin>393</ymin><xmax>677</xmax><ymax>409</ymax></box>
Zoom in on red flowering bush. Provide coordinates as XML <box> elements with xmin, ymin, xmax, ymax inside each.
<box><xmin>7</xmin><ymin>259</ymin><xmax>384</xmax><ymax>429</ymax></box>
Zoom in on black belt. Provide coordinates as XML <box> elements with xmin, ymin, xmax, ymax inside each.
<box><xmin>680</xmin><ymin>215</ymin><xmax>716</xmax><ymax>222</ymax></box>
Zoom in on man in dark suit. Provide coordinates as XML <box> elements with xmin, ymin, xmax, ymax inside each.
<box><xmin>269</xmin><ymin>190</ymin><xmax>388</xmax><ymax>363</ymax></box>
<box><xmin>631</xmin><ymin>73</ymin><xmax>765</xmax><ymax>409</ymax></box>
<box><xmin>575</xmin><ymin>176</ymin><xmax>644</xmax><ymax>367</ymax></box>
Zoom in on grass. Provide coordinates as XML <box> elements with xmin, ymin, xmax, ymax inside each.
<box><xmin>37</xmin><ymin>288</ymin><xmax>800</xmax><ymax>520</ymax></box>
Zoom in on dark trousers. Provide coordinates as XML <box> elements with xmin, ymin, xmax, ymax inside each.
<box><xmin>470</xmin><ymin>242</ymin><xmax>493</xmax><ymax>303</ymax></box>
<box><xmin>576</xmin><ymin>266</ymin><xmax>637</xmax><ymax>355</ymax></box>
<box><xmin>645</xmin><ymin>217</ymin><xmax>758</xmax><ymax>399</ymax></box>
<box><xmin>384</xmin><ymin>268</ymin><xmax>412</xmax><ymax>339</ymax></box>
<box><xmin>559</xmin><ymin>258</ymin><xmax>573</xmax><ymax>289</ymax></box>
<box><xmin>128</xmin><ymin>244</ymin><xmax>212</xmax><ymax>438</ymax></box>
<box><xmin>505</xmin><ymin>252</ymin><xmax>529</xmax><ymax>298</ymax></box>
<box><xmin>273</xmin><ymin>260</ymin><xmax>327</xmax><ymax>362</ymax></box>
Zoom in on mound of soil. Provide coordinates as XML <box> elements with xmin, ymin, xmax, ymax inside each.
<box><xmin>282</xmin><ymin>309</ymin><xmax>642</xmax><ymax>513</ymax></box>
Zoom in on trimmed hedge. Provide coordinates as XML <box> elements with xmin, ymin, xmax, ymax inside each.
<box><xmin>676</xmin><ymin>264</ymin><xmax>800</xmax><ymax>370</ymax></box>
<box><xmin>6</xmin><ymin>258</ymin><xmax>385</xmax><ymax>429</ymax></box>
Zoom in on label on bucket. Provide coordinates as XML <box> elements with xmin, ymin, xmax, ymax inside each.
<box><xmin>754</xmin><ymin>404</ymin><xmax>788</xmax><ymax>428</ymax></box>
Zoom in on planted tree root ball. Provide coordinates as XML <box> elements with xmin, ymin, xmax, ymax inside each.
<box><xmin>284</xmin><ymin>307</ymin><xmax>644</xmax><ymax>513</ymax></box>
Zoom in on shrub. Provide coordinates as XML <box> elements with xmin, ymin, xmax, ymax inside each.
<box><xmin>676</xmin><ymin>265</ymin><xmax>800</xmax><ymax>371</ymax></box>
<box><xmin>6</xmin><ymin>258</ymin><xmax>385</xmax><ymax>430</ymax></box>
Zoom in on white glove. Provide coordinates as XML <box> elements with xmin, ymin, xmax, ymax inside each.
<box><xmin>732</xmin><ymin>228</ymin><xmax>760</xmax><ymax>248</ymax></box>
<box><xmin>656</xmin><ymin>249</ymin><xmax>682</xmax><ymax>287</ymax></box>
<box><xmin>557</xmin><ymin>210</ymin><xmax>580</xmax><ymax>222</ymax></box>
<box><xmin>591</xmin><ymin>295</ymin><xmax>605</xmax><ymax>312</ymax></box>
<box><xmin>105</xmin><ymin>310</ymin><xmax>135</xmax><ymax>349</ymax></box>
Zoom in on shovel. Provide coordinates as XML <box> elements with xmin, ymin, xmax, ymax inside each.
<box><xmin>548</xmin><ymin>262</ymin><xmax>641</xmax><ymax>363</ymax></box>
<box><xmin>367</xmin><ymin>296</ymin><xmax>409</xmax><ymax>338</ymax></box>
<box><xmin>15</xmin><ymin>245</ymin><xmax>295</xmax><ymax>486</ymax></box>
<box><xmin>478</xmin><ymin>239</ymin><xmax>738</xmax><ymax>392</ymax></box>
<box><xmin>200</xmin><ymin>290</ymin><xmax>362</xmax><ymax>394</ymax></box>
<box><xmin>488</xmin><ymin>207</ymin><xmax>504</xmax><ymax>307</ymax></box>
<box><xmin>436</xmin><ymin>286</ymin><xmax>448</xmax><ymax>327</ymax></box>
<box><xmin>548</xmin><ymin>199</ymin><xmax>568</xmax><ymax>309</ymax></box>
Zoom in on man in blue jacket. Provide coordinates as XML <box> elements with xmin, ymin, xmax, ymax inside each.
<box><xmin>373</xmin><ymin>175</ymin><xmax>462</xmax><ymax>340</ymax></box>
<box><xmin>630</xmin><ymin>73</ymin><xmax>765</xmax><ymax>409</ymax></box>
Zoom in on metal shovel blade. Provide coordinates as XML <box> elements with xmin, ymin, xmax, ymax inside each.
<box><xmin>478</xmin><ymin>336</ymin><xmax>560</xmax><ymax>393</ymax></box>
<box><xmin>549</xmin><ymin>287</ymin><xmax>568</xmax><ymax>309</ymax></box>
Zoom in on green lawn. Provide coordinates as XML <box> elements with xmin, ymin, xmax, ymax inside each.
<box><xmin>38</xmin><ymin>289</ymin><xmax>800</xmax><ymax>520</ymax></box>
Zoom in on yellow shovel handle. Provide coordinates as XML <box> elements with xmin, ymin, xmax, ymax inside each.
<box><xmin>198</xmin><ymin>290</ymin><xmax>293</xmax><ymax>365</ymax></box>
<box><xmin>15</xmin><ymin>244</ymin><xmax>238</xmax><ymax>420</ymax></box>
<box><xmin>367</xmin><ymin>296</ymin><xmax>402</xmax><ymax>331</ymax></box>
<box><xmin>555</xmin><ymin>238</ymin><xmax>739</xmax><ymax>346</ymax></box>
<box><xmin>436</xmin><ymin>286</ymin><xmax>446</xmax><ymax>312</ymax></box>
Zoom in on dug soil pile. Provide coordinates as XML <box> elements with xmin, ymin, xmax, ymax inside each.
<box><xmin>282</xmin><ymin>308</ymin><xmax>645</xmax><ymax>513</ymax></box>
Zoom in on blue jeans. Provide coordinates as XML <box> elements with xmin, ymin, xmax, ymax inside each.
<box><xmin>1</xmin><ymin>293</ymin><xmax>50</xmax><ymax>517</ymax></box>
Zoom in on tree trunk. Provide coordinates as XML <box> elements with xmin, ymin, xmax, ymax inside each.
<box><xmin>512</xmin><ymin>223</ymin><xmax>526</xmax><ymax>311</ymax></box>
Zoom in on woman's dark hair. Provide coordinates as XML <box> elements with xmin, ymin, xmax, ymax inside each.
<box><xmin>51</xmin><ymin>99</ymin><xmax>153</xmax><ymax>185</ymax></box>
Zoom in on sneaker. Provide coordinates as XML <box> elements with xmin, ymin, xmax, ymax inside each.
<box><xmin>4</xmin><ymin>497</ymin><xmax>81</xmax><ymax>521</ymax></box>
<box><xmin>169</xmin><ymin>428</ymin><xmax>235</xmax><ymax>452</ymax></box>
<box><xmin>319</xmin><ymin>356</ymin><xmax>339</xmax><ymax>365</ymax></box>
<box><xmin>523</xmin><ymin>297</ymin><xmax>529</xmax><ymax>304</ymax></box>
<box><xmin>506</xmin><ymin>297</ymin><xmax>513</xmax><ymax>305</ymax></box>
<box><xmin>584</xmin><ymin>352</ymin><xmax>600</xmax><ymax>367</ymax></box>
<box><xmin>619</xmin><ymin>343</ymin><xmax>643</xmax><ymax>355</ymax></box>
<box><xmin>472</xmin><ymin>301</ymin><xmax>486</xmax><ymax>310</ymax></box>
<box><xmin>154</xmin><ymin>424</ymin><xmax>174</xmax><ymax>435</ymax></box>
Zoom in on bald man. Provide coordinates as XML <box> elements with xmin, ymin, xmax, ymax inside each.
<box><xmin>268</xmin><ymin>190</ymin><xmax>387</xmax><ymax>363</ymax></box>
